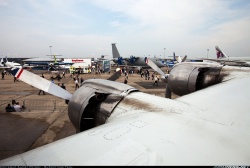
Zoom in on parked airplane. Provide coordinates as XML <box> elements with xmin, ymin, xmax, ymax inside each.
<box><xmin>112</xmin><ymin>43</ymin><xmax>165</xmax><ymax>68</ymax></box>
<box><xmin>1</xmin><ymin>61</ymin><xmax>250</xmax><ymax>165</ymax></box>
<box><xmin>203</xmin><ymin>46</ymin><xmax>250</xmax><ymax>66</ymax></box>
<box><xmin>23</xmin><ymin>54</ymin><xmax>73</xmax><ymax>71</ymax></box>
<box><xmin>164</xmin><ymin>52</ymin><xmax>187</xmax><ymax>68</ymax></box>
<box><xmin>0</xmin><ymin>56</ymin><xmax>22</xmax><ymax>69</ymax></box>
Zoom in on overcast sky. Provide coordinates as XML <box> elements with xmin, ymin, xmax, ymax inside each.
<box><xmin>0</xmin><ymin>0</ymin><xmax>250</xmax><ymax>59</ymax></box>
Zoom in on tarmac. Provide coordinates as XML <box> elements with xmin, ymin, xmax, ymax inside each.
<box><xmin>0</xmin><ymin>67</ymin><xmax>177</xmax><ymax>160</ymax></box>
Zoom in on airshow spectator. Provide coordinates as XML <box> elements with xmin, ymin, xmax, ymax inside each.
<box><xmin>1</xmin><ymin>71</ymin><xmax>4</xmax><ymax>80</ymax></box>
<box><xmin>14</xmin><ymin>102</ymin><xmax>21</xmax><ymax>112</ymax></box>
<box><xmin>61</xmin><ymin>83</ymin><xmax>69</xmax><ymax>104</ymax></box>
<box><xmin>153</xmin><ymin>76</ymin><xmax>159</xmax><ymax>86</ymax></box>
<box><xmin>38</xmin><ymin>74</ymin><xmax>46</xmax><ymax>95</ymax></box>
<box><xmin>5</xmin><ymin>104</ymin><xmax>14</xmax><ymax>112</ymax></box>
<box><xmin>75</xmin><ymin>79</ymin><xmax>79</xmax><ymax>90</ymax></box>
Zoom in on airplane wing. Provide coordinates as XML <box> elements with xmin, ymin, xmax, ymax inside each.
<box><xmin>1</xmin><ymin>67</ymin><xmax>250</xmax><ymax>165</ymax></box>
<box><xmin>0</xmin><ymin>67</ymin><xmax>11</xmax><ymax>69</ymax></box>
<box><xmin>24</xmin><ymin>62</ymin><xmax>50</xmax><ymax>65</ymax></box>
<box><xmin>53</xmin><ymin>62</ymin><xmax>74</xmax><ymax>66</ymax></box>
<box><xmin>0</xmin><ymin>75</ymin><xmax>250</xmax><ymax>165</ymax></box>
<box><xmin>202</xmin><ymin>58</ymin><xmax>250</xmax><ymax>66</ymax></box>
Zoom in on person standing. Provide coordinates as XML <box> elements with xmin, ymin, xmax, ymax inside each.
<box><xmin>62</xmin><ymin>71</ymin><xmax>65</xmax><ymax>78</ymax></box>
<box><xmin>61</xmin><ymin>83</ymin><xmax>66</xmax><ymax>90</ymax></box>
<box><xmin>56</xmin><ymin>74</ymin><xmax>61</xmax><ymax>82</ymax></box>
<box><xmin>1</xmin><ymin>71</ymin><xmax>4</xmax><ymax>80</ymax></box>
<box><xmin>61</xmin><ymin>83</ymin><xmax>69</xmax><ymax>104</ymax></box>
<box><xmin>38</xmin><ymin>74</ymin><xmax>46</xmax><ymax>95</ymax></box>
<box><xmin>14</xmin><ymin>76</ymin><xmax>18</xmax><ymax>82</ymax></box>
<box><xmin>153</xmin><ymin>75</ymin><xmax>159</xmax><ymax>86</ymax></box>
<box><xmin>124</xmin><ymin>78</ymin><xmax>128</xmax><ymax>84</ymax></box>
<box><xmin>80</xmin><ymin>76</ymin><xmax>84</xmax><ymax>84</ymax></box>
<box><xmin>75</xmin><ymin>79</ymin><xmax>79</xmax><ymax>90</ymax></box>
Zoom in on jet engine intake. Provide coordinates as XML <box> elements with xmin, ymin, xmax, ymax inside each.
<box><xmin>68</xmin><ymin>79</ymin><xmax>139</xmax><ymax>132</ymax></box>
<box><xmin>168</xmin><ymin>62</ymin><xmax>223</xmax><ymax>96</ymax></box>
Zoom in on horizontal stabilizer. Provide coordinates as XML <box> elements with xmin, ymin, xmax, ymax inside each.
<box><xmin>11</xmin><ymin>68</ymin><xmax>72</xmax><ymax>100</ymax></box>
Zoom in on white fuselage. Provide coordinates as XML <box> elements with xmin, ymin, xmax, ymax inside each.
<box><xmin>5</xmin><ymin>61</ymin><xmax>22</xmax><ymax>69</ymax></box>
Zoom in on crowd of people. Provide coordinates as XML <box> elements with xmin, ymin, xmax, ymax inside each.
<box><xmin>121</xmin><ymin>68</ymin><xmax>161</xmax><ymax>86</ymax></box>
<box><xmin>5</xmin><ymin>100</ymin><xmax>25</xmax><ymax>112</ymax></box>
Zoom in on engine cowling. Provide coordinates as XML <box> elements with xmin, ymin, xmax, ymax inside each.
<box><xmin>167</xmin><ymin>62</ymin><xmax>224</xmax><ymax>96</ymax></box>
<box><xmin>68</xmin><ymin>79</ymin><xmax>139</xmax><ymax>132</ymax></box>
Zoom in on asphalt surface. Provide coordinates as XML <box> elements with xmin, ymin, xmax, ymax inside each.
<box><xmin>0</xmin><ymin>67</ymin><xmax>177</xmax><ymax>160</ymax></box>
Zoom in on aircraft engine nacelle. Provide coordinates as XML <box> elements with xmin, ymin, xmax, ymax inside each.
<box><xmin>68</xmin><ymin>79</ymin><xmax>139</xmax><ymax>133</ymax></box>
<box><xmin>168</xmin><ymin>62</ymin><xmax>224</xmax><ymax>96</ymax></box>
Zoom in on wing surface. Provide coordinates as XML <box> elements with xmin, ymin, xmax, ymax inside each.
<box><xmin>176</xmin><ymin>74</ymin><xmax>250</xmax><ymax>125</ymax></box>
<box><xmin>0</xmin><ymin>67</ymin><xmax>11</xmax><ymax>69</ymax></box>
<box><xmin>1</xmin><ymin>73</ymin><xmax>250</xmax><ymax>165</ymax></box>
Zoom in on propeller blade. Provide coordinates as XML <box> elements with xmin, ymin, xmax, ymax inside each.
<box><xmin>11</xmin><ymin>68</ymin><xmax>72</xmax><ymax>100</ymax></box>
<box><xmin>146</xmin><ymin>57</ymin><xmax>169</xmax><ymax>82</ymax></box>
<box><xmin>181</xmin><ymin>55</ymin><xmax>187</xmax><ymax>62</ymax></box>
<box><xmin>129</xmin><ymin>55</ymin><xmax>137</xmax><ymax>64</ymax></box>
<box><xmin>117</xmin><ymin>57</ymin><xmax>124</xmax><ymax>65</ymax></box>
<box><xmin>107</xmin><ymin>69</ymin><xmax>122</xmax><ymax>81</ymax></box>
<box><xmin>146</xmin><ymin>58</ymin><xmax>166</xmax><ymax>76</ymax></box>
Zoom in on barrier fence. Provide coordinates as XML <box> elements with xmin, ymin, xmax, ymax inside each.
<box><xmin>0</xmin><ymin>99</ymin><xmax>68</xmax><ymax>113</ymax></box>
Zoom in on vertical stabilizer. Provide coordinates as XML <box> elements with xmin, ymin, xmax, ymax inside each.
<box><xmin>0</xmin><ymin>56</ymin><xmax>4</xmax><ymax>66</ymax></box>
<box><xmin>112</xmin><ymin>43</ymin><xmax>121</xmax><ymax>58</ymax></box>
<box><xmin>215</xmin><ymin>46</ymin><xmax>227</xmax><ymax>58</ymax></box>
<box><xmin>5</xmin><ymin>56</ymin><xmax>9</xmax><ymax>63</ymax></box>
<box><xmin>53</xmin><ymin>55</ymin><xmax>58</xmax><ymax>63</ymax></box>
<box><xmin>173</xmin><ymin>52</ymin><xmax>177</xmax><ymax>61</ymax></box>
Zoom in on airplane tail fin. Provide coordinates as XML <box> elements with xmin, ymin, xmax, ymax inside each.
<box><xmin>53</xmin><ymin>55</ymin><xmax>58</xmax><ymax>63</ymax></box>
<box><xmin>215</xmin><ymin>46</ymin><xmax>227</xmax><ymax>59</ymax></box>
<box><xmin>173</xmin><ymin>52</ymin><xmax>176</xmax><ymax>61</ymax></box>
<box><xmin>0</xmin><ymin>57</ymin><xmax>4</xmax><ymax>66</ymax></box>
<box><xmin>112</xmin><ymin>43</ymin><xmax>121</xmax><ymax>58</ymax></box>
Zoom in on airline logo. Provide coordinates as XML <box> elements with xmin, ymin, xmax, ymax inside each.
<box><xmin>72</xmin><ymin>59</ymin><xmax>85</xmax><ymax>63</ymax></box>
<box><xmin>216</xmin><ymin>49</ymin><xmax>223</xmax><ymax>59</ymax></box>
